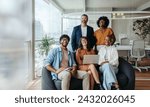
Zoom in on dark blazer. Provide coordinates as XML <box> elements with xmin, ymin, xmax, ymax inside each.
<box><xmin>71</xmin><ymin>25</ymin><xmax>96</xmax><ymax>51</ymax></box>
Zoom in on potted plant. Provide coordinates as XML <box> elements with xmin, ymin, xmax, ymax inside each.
<box><xmin>133</xmin><ymin>18</ymin><xmax>150</xmax><ymax>42</ymax></box>
<box><xmin>38</xmin><ymin>35</ymin><xmax>55</xmax><ymax>57</ymax></box>
<box><xmin>35</xmin><ymin>35</ymin><xmax>55</xmax><ymax>76</ymax></box>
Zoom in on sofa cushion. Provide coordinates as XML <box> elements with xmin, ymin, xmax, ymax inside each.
<box><xmin>70</xmin><ymin>77</ymin><xmax>82</xmax><ymax>90</ymax></box>
<box><xmin>53</xmin><ymin>80</ymin><xmax>61</xmax><ymax>90</ymax></box>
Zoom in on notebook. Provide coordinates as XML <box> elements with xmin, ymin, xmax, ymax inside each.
<box><xmin>83</xmin><ymin>55</ymin><xmax>99</xmax><ymax>64</ymax></box>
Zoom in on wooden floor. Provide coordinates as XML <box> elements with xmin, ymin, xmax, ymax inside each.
<box><xmin>27</xmin><ymin>70</ymin><xmax>150</xmax><ymax>90</ymax></box>
<box><xmin>135</xmin><ymin>70</ymin><xmax>150</xmax><ymax>90</ymax></box>
<box><xmin>26</xmin><ymin>77</ymin><xmax>41</xmax><ymax>90</ymax></box>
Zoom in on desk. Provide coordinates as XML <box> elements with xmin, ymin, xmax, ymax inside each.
<box><xmin>117</xmin><ymin>45</ymin><xmax>150</xmax><ymax>57</ymax></box>
<box><xmin>116</xmin><ymin>45</ymin><xmax>131</xmax><ymax>50</ymax></box>
<box><xmin>97</xmin><ymin>45</ymin><xmax>150</xmax><ymax>57</ymax></box>
<box><xmin>116</xmin><ymin>45</ymin><xmax>150</xmax><ymax>51</ymax></box>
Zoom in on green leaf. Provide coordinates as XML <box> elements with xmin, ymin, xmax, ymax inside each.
<box><xmin>133</xmin><ymin>18</ymin><xmax>150</xmax><ymax>40</ymax></box>
<box><xmin>38</xmin><ymin>35</ymin><xmax>56</xmax><ymax>56</ymax></box>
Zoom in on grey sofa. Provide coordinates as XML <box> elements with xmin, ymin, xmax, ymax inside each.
<box><xmin>41</xmin><ymin>57</ymin><xmax>135</xmax><ymax>90</ymax></box>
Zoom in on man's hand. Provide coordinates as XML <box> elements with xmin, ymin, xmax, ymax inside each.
<box><xmin>70</xmin><ymin>66</ymin><xmax>77</xmax><ymax>77</ymax></box>
<box><xmin>55</xmin><ymin>67</ymin><xmax>65</xmax><ymax>74</ymax></box>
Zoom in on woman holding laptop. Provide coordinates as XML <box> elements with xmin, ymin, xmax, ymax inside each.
<box><xmin>76</xmin><ymin>37</ymin><xmax>103</xmax><ymax>90</ymax></box>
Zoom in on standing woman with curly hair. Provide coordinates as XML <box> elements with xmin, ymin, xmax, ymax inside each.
<box><xmin>94</xmin><ymin>16</ymin><xmax>116</xmax><ymax>46</ymax></box>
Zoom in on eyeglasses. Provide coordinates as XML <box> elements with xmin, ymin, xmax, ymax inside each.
<box><xmin>61</xmin><ymin>38</ymin><xmax>69</xmax><ymax>42</ymax></box>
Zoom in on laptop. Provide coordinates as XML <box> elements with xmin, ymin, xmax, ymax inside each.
<box><xmin>83</xmin><ymin>55</ymin><xmax>99</xmax><ymax>64</ymax></box>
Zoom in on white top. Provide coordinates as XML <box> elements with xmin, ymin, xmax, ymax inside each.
<box><xmin>81</xmin><ymin>26</ymin><xmax>87</xmax><ymax>37</ymax></box>
<box><xmin>98</xmin><ymin>45</ymin><xmax>119</xmax><ymax>67</ymax></box>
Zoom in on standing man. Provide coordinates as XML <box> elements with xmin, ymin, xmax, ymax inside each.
<box><xmin>71</xmin><ymin>14</ymin><xmax>96</xmax><ymax>51</ymax></box>
<box><xmin>44</xmin><ymin>34</ymin><xmax>90</xmax><ymax>90</ymax></box>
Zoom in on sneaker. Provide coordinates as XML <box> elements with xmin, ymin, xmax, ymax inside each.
<box><xmin>111</xmin><ymin>83</ymin><xmax>119</xmax><ymax>90</ymax></box>
<box><xmin>111</xmin><ymin>85</ymin><xmax>117</xmax><ymax>90</ymax></box>
<box><xmin>99</xmin><ymin>84</ymin><xmax>104</xmax><ymax>90</ymax></box>
<box><xmin>96</xmin><ymin>84</ymin><xmax>104</xmax><ymax>90</ymax></box>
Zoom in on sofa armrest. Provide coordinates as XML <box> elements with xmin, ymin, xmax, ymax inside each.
<box><xmin>41</xmin><ymin>67</ymin><xmax>56</xmax><ymax>90</ymax></box>
<box><xmin>118</xmin><ymin>57</ymin><xmax>135</xmax><ymax>90</ymax></box>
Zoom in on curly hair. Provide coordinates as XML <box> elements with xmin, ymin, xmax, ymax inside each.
<box><xmin>59</xmin><ymin>34</ymin><xmax>70</xmax><ymax>42</ymax></box>
<box><xmin>97</xmin><ymin>16</ymin><xmax>109</xmax><ymax>28</ymax></box>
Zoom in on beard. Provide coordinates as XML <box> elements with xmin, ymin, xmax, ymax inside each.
<box><xmin>81</xmin><ymin>20</ymin><xmax>87</xmax><ymax>24</ymax></box>
<box><xmin>61</xmin><ymin>42</ymin><xmax>68</xmax><ymax>47</ymax></box>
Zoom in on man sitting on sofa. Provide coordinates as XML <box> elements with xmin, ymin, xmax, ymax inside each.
<box><xmin>44</xmin><ymin>34</ymin><xmax>90</xmax><ymax>90</ymax></box>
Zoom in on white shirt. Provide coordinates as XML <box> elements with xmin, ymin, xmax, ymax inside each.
<box><xmin>81</xmin><ymin>26</ymin><xmax>87</xmax><ymax>37</ymax></box>
<box><xmin>98</xmin><ymin>45</ymin><xmax>119</xmax><ymax>67</ymax></box>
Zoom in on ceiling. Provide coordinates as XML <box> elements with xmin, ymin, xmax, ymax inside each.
<box><xmin>48</xmin><ymin>0</ymin><xmax>150</xmax><ymax>14</ymax></box>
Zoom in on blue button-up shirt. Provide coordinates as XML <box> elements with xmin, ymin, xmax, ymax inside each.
<box><xmin>44</xmin><ymin>46</ymin><xmax>76</xmax><ymax>80</ymax></box>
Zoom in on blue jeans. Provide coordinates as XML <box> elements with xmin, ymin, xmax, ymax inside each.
<box><xmin>99</xmin><ymin>63</ymin><xmax>118</xmax><ymax>90</ymax></box>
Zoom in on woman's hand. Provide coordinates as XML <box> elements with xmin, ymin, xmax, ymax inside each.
<box><xmin>100</xmin><ymin>61</ymin><xmax>109</xmax><ymax>66</ymax></box>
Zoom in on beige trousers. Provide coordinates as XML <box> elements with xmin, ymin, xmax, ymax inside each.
<box><xmin>58</xmin><ymin>70</ymin><xmax>71</xmax><ymax>90</ymax></box>
<box><xmin>58</xmin><ymin>70</ymin><xmax>90</xmax><ymax>90</ymax></box>
<box><xmin>76</xmin><ymin>70</ymin><xmax>90</xmax><ymax>90</ymax></box>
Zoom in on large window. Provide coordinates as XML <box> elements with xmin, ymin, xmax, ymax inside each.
<box><xmin>34</xmin><ymin>0</ymin><xmax>61</xmax><ymax>76</ymax></box>
<box><xmin>0</xmin><ymin>0</ymin><xmax>32</xmax><ymax>89</ymax></box>
<box><xmin>62</xmin><ymin>15</ymin><xmax>80</xmax><ymax>51</ymax></box>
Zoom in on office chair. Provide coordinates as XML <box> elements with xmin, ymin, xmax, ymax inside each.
<box><xmin>120</xmin><ymin>37</ymin><xmax>130</xmax><ymax>45</ymax></box>
<box><xmin>120</xmin><ymin>37</ymin><xmax>130</xmax><ymax>61</ymax></box>
<box><xmin>131</xmin><ymin>40</ymin><xmax>148</xmax><ymax>72</ymax></box>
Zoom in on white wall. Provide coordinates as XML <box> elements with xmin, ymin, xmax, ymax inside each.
<box><xmin>112</xmin><ymin>18</ymin><xmax>150</xmax><ymax>44</ymax></box>
<box><xmin>88</xmin><ymin>13</ymin><xmax>112</xmax><ymax>31</ymax></box>
<box><xmin>112</xmin><ymin>19</ymin><xmax>131</xmax><ymax>42</ymax></box>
